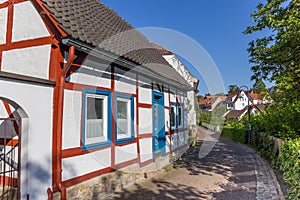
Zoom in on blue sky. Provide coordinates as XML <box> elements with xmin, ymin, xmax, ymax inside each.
<box><xmin>101</xmin><ymin>0</ymin><xmax>271</xmax><ymax>95</ymax></box>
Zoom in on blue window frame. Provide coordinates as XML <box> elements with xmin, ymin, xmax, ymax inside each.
<box><xmin>115</xmin><ymin>93</ymin><xmax>134</xmax><ymax>144</ymax></box>
<box><xmin>82</xmin><ymin>88</ymin><xmax>112</xmax><ymax>151</ymax></box>
<box><xmin>170</xmin><ymin>103</ymin><xmax>177</xmax><ymax>131</ymax></box>
<box><xmin>170</xmin><ymin>103</ymin><xmax>184</xmax><ymax>131</ymax></box>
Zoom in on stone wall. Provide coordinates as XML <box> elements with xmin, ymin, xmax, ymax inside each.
<box><xmin>53</xmin><ymin>147</ymin><xmax>188</xmax><ymax>200</ymax></box>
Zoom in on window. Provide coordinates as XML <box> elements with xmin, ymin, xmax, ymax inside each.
<box><xmin>170</xmin><ymin>104</ymin><xmax>184</xmax><ymax>131</ymax></box>
<box><xmin>170</xmin><ymin>104</ymin><xmax>177</xmax><ymax>131</ymax></box>
<box><xmin>115</xmin><ymin>94</ymin><xmax>134</xmax><ymax>143</ymax></box>
<box><xmin>178</xmin><ymin>105</ymin><xmax>184</xmax><ymax>128</ymax></box>
<box><xmin>82</xmin><ymin>89</ymin><xmax>111</xmax><ymax>150</ymax></box>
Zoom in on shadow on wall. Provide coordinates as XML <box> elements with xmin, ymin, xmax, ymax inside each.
<box><xmin>26</xmin><ymin>159</ymin><xmax>78</xmax><ymax>199</ymax></box>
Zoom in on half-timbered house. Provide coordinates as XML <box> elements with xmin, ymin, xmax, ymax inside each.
<box><xmin>0</xmin><ymin>0</ymin><xmax>193</xmax><ymax>199</ymax></box>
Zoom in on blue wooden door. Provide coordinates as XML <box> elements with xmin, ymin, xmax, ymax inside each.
<box><xmin>153</xmin><ymin>92</ymin><xmax>165</xmax><ymax>156</ymax></box>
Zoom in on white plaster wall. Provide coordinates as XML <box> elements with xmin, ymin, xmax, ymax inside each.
<box><xmin>1</xmin><ymin>45</ymin><xmax>51</xmax><ymax>79</ymax></box>
<box><xmin>234</xmin><ymin>91</ymin><xmax>249</xmax><ymax>110</ymax></box>
<box><xmin>164</xmin><ymin>109</ymin><xmax>170</xmax><ymax>132</ymax></box>
<box><xmin>138</xmin><ymin>85</ymin><xmax>152</xmax><ymax>104</ymax></box>
<box><xmin>69</xmin><ymin>64</ymin><xmax>111</xmax><ymax>89</ymax></box>
<box><xmin>115</xmin><ymin>143</ymin><xmax>138</xmax><ymax>165</ymax></box>
<box><xmin>165</xmin><ymin>135</ymin><xmax>171</xmax><ymax>154</ymax></box>
<box><xmin>139</xmin><ymin>138</ymin><xmax>153</xmax><ymax>162</ymax></box>
<box><xmin>115</xmin><ymin>76</ymin><xmax>136</xmax><ymax>95</ymax></box>
<box><xmin>0</xmin><ymin>79</ymin><xmax>53</xmax><ymax>200</ymax></box>
<box><xmin>0</xmin><ymin>0</ymin><xmax>7</xmax><ymax>4</ymax></box>
<box><xmin>163</xmin><ymin>55</ymin><xmax>195</xmax><ymax>86</ymax></box>
<box><xmin>0</xmin><ymin>101</ymin><xmax>8</xmax><ymax>118</ymax></box>
<box><xmin>164</xmin><ymin>92</ymin><xmax>169</xmax><ymax>107</ymax></box>
<box><xmin>138</xmin><ymin>108</ymin><xmax>152</xmax><ymax>134</ymax></box>
<box><xmin>0</xmin><ymin>8</ymin><xmax>7</xmax><ymax>44</ymax></box>
<box><xmin>184</xmin><ymin>131</ymin><xmax>188</xmax><ymax>145</ymax></box>
<box><xmin>62</xmin><ymin>148</ymin><xmax>111</xmax><ymax>181</ymax></box>
<box><xmin>178</xmin><ymin>132</ymin><xmax>185</xmax><ymax>146</ymax></box>
<box><xmin>62</xmin><ymin>90</ymin><xmax>82</xmax><ymax>150</ymax></box>
<box><xmin>171</xmin><ymin>134</ymin><xmax>178</xmax><ymax>151</ymax></box>
<box><xmin>170</xmin><ymin>93</ymin><xmax>176</xmax><ymax>103</ymax></box>
<box><xmin>12</xmin><ymin>1</ymin><xmax>50</xmax><ymax>42</ymax></box>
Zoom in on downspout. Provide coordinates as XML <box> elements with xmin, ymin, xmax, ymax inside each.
<box><xmin>56</xmin><ymin>45</ymin><xmax>75</xmax><ymax>200</ymax></box>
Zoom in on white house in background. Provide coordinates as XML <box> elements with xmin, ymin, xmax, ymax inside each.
<box><xmin>226</xmin><ymin>90</ymin><xmax>252</xmax><ymax>110</ymax></box>
<box><xmin>152</xmin><ymin>43</ymin><xmax>199</xmax><ymax>128</ymax></box>
<box><xmin>224</xmin><ymin>104</ymin><xmax>263</xmax><ymax>121</ymax></box>
<box><xmin>0</xmin><ymin>0</ymin><xmax>193</xmax><ymax>199</ymax></box>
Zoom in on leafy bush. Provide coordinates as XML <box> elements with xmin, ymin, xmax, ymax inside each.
<box><xmin>221</xmin><ymin>125</ymin><xmax>247</xmax><ymax>144</ymax></box>
<box><xmin>251</xmin><ymin>101</ymin><xmax>300</xmax><ymax>140</ymax></box>
<box><xmin>278</xmin><ymin>138</ymin><xmax>300</xmax><ymax>200</ymax></box>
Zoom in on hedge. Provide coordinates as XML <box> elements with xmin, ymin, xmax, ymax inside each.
<box><xmin>221</xmin><ymin>126</ymin><xmax>247</xmax><ymax>144</ymax></box>
<box><xmin>277</xmin><ymin>138</ymin><xmax>300</xmax><ymax>199</ymax></box>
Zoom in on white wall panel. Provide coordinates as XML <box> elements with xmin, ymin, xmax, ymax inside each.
<box><xmin>115</xmin><ymin>143</ymin><xmax>138</xmax><ymax>165</ymax></box>
<box><xmin>138</xmin><ymin>108</ymin><xmax>152</xmax><ymax>134</ymax></box>
<box><xmin>0</xmin><ymin>79</ymin><xmax>53</xmax><ymax>200</ymax></box>
<box><xmin>164</xmin><ymin>92</ymin><xmax>169</xmax><ymax>107</ymax></box>
<box><xmin>1</xmin><ymin>45</ymin><xmax>51</xmax><ymax>79</ymax></box>
<box><xmin>69</xmin><ymin>65</ymin><xmax>111</xmax><ymax>89</ymax></box>
<box><xmin>62</xmin><ymin>90</ymin><xmax>82</xmax><ymax>150</ymax></box>
<box><xmin>62</xmin><ymin>148</ymin><xmax>111</xmax><ymax>181</ymax></box>
<box><xmin>170</xmin><ymin>93</ymin><xmax>176</xmax><ymax>103</ymax></box>
<box><xmin>138</xmin><ymin>85</ymin><xmax>152</xmax><ymax>104</ymax></box>
<box><xmin>165</xmin><ymin>135</ymin><xmax>171</xmax><ymax>154</ymax></box>
<box><xmin>164</xmin><ymin>108</ymin><xmax>170</xmax><ymax>132</ymax></box>
<box><xmin>171</xmin><ymin>134</ymin><xmax>178</xmax><ymax>151</ymax></box>
<box><xmin>139</xmin><ymin>138</ymin><xmax>153</xmax><ymax>162</ymax></box>
<box><xmin>12</xmin><ymin>1</ymin><xmax>50</xmax><ymax>42</ymax></box>
<box><xmin>115</xmin><ymin>77</ymin><xmax>136</xmax><ymax>94</ymax></box>
<box><xmin>0</xmin><ymin>101</ymin><xmax>8</xmax><ymax>118</ymax></box>
<box><xmin>0</xmin><ymin>8</ymin><xmax>7</xmax><ymax>44</ymax></box>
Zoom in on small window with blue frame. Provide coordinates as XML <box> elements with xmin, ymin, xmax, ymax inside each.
<box><xmin>82</xmin><ymin>89</ymin><xmax>112</xmax><ymax>150</ymax></box>
<box><xmin>170</xmin><ymin>104</ymin><xmax>177</xmax><ymax>131</ymax></box>
<box><xmin>115</xmin><ymin>94</ymin><xmax>134</xmax><ymax>144</ymax></box>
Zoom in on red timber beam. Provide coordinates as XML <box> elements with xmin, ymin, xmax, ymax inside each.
<box><xmin>52</xmin><ymin>46</ymin><xmax>75</xmax><ymax>200</ymax></box>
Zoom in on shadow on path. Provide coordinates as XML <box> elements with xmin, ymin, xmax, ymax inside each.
<box><xmin>112</xmin><ymin>127</ymin><xmax>256</xmax><ymax>199</ymax></box>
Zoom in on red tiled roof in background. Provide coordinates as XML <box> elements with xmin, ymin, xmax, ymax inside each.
<box><xmin>227</xmin><ymin>91</ymin><xmax>239</xmax><ymax>99</ymax></box>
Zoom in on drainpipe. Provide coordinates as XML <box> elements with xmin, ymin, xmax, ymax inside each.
<box><xmin>56</xmin><ymin>45</ymin><xmax>75</xmax><ymax>200</ymax></box>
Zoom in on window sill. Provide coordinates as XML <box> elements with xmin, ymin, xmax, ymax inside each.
<box><xmin>82</xmin><ymin>140</ymin><xmax>111</xmax><ymax>151</ymax></box>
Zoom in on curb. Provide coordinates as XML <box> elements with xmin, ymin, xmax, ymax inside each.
<box><xmin>257</xmin><ymin>156</ymin><xmax>285</xmax><ymax>200</ymax></box>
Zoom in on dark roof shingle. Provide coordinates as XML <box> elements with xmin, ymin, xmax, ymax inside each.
<box><xmin>41</xmin><ymin>0</ymin><xmax>190</xmax><ymax>88</ymax></box>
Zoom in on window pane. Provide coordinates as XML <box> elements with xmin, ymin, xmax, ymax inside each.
<box><xmin>86</xmin><ymin>97</ymin><xmax>103</xmax><ymax>138</ymax></box>
<box><xmin>87</xmin><ymin>97</ymin><xmax>103</xmax><ymax>119</ymax></box>
<box><xmin>170</xmin><ymin>106</ymin><xmax>176</xmax><ymax>128</ymax></box>
<box><xmin>178</xmin><ymin>106</ymin><xmax>182</xmax><ymax>126</ymax></box>
<box><xmin>117</xmin><ymin>100</ymin><xmax>128</xmax><ymax>135</ymax></box>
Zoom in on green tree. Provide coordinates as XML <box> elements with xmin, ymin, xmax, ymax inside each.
<box><xmin>228</xmin><ymin>85</ymin><xmax>239</xmax><ymax>93</ymax></box>
<box><xmin>244</xmin><ymin>0</ymin><xmax>300</xmax><ymax>99</ymax></box>
<box><xmin>253</xmin><ymin>79</ymin><xmax>266</xmax><ymax>94</ymax></box>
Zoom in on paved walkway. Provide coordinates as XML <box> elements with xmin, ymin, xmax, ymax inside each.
<box><xmin>112</xmin><ymin>126</ymin><xmax>283</xmax><ymax>200</ymax></box>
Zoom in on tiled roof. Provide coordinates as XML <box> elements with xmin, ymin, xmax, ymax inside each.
<box><xmin>226</xmin><ymin>107</ymin><xmax>247</xmax><ymax>119</ymax></box>
<box><xmin>151</xmin><ymin>43</ymin><xmax>173</xmax><ymax>55</ymax></box>
<box><xmin>249</xmin><ymin>93</ymin><xmax>262</xmax><ymax>100</ymax></box>
<box><xmin>198</xmin><ymin>98</ymin><xmax>210</xmax><ymax>105</ymax></box>
<box><xmin>256</xmin><ymin>104</ymin><xmax>266</xmax><ymax>111</ymax></box>
<box><xmin>227</xmin><ymin>91</ymin><xmax>239</xmax><ymax>99</ymax></box>
<box><xmin>41</xmin><ymin>0</ymin><xmax>190</xmax><ymax>88</ymax></box>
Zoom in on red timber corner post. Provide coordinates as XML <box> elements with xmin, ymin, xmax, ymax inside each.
<box><xmin>54</xmin><ymin>45</ymin><xmax>75</xmax><ymax>200</ymax></box>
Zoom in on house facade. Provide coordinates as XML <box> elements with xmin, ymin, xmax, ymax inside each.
<box><xmin>0</xmin><ymin>1</ymin><xmax>192</xmax><ymax>199</ymax></box>
<box><xmin>153</xmin><ymin>44</ymin><xmax>199</xmax><ymax>127</ymax></box>
<box><xmin>226</xmin><ymin>90</ymin><xmax>251</xmax><ymax>110</ymax></box>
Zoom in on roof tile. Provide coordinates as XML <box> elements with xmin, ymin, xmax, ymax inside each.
<box><xmin>41</xmin><ymin>0</ymin><xmax>190</xmax><ymax>87</ymax></box>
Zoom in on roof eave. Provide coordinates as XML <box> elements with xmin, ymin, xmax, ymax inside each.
<box><xmin>62</xmin><ymin>38</ymin><xmax>193</xmax><ymax>91</ymax></box>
